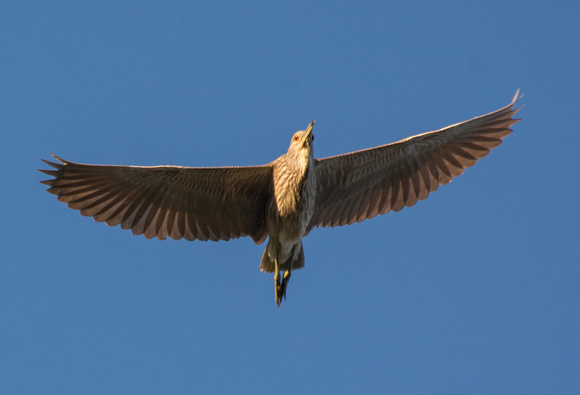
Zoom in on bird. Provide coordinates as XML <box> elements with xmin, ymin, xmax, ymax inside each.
<box><xmin>40</xmin><ymin>91</ymin><xmax>522</xmax><ymax>306</ymax></box>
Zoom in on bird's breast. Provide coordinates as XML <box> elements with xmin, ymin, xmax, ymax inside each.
<box><xmin>268</xmin><ymin>160</ymin><xmax>316</xmax><ymax>241</ymax></box>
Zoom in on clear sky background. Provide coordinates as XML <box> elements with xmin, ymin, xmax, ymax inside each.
<box><xmin>2</xmin><ymin>1</ymin><xmax>579</xmax><ymax>393</ymax></box>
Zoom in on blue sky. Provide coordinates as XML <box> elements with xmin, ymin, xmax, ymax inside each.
<box><xmin>2</xmin><ymin>1</ymin><xmax>579</xmax><ymax>393</ymax></box>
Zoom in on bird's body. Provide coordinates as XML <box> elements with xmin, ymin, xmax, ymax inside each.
<box><xmin>261</xmin><ymin>125</ymin><xmax>316</xmax><ymax>300</ymax></box>
<box><xmin>40</xmin><ymin>92</ymin><xmax>522</xmax><ymax>306</ymax></box>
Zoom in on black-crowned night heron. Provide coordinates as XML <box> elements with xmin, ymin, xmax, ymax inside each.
<box><xmin>40</xmin><ymin>91</ymin><xmax>521</xmax><ymax>306</ymax></box>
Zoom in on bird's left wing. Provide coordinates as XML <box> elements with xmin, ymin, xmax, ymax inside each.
<box><xmin>40</xmin><ymin>155</ymin><xmax>273</xmax><ymax>244</ymax></box>
<box><xmin>308</xmin><ymin>91</ymin><xmax>522</xmax><ymax>230</ymax></box>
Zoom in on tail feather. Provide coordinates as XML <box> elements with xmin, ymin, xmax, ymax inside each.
<box><xmin>260</xmin><ymin>241</ymin><xmax>305</xmax><ymax>273</ymax></box>
<box><xmin>260</xmin><ymin>244</ymin><xmax>275</xmax><ymax>273</ymax></box>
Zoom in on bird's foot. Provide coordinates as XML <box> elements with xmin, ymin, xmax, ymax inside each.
<box><xmin>274</xmin><ymin>270</ymin><xmax>291</xmax><ymax>307</ymax></box>
<box><xmin>275</xmin><ymin>283</ymin><xmax>284</xmax><ymax>307</ymax></box>
<box><xmin>274</xmin><ymin>269</ymin><xmax>282</xmax><ymax>307</ymax></box>
<box><xmin>279</xmin><ymin>270</ymin><xmax>291</xmax><ymax>306</ymax></box>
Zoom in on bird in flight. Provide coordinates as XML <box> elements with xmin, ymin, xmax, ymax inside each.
<box><xmin>40</xmin><ymin>91</ymin><xmax>521</xmax><ymax>306</ymax></box>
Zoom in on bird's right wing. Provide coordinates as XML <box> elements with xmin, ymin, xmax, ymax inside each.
<box><xmin>40</xmin><ymin>155</ymin><xmax>273</xmax><ymax>244</ymax></box>
<box><xmin>308</xmin><ymin>91</ymin><xmax>522</xmax><ymax>230</ymax></box>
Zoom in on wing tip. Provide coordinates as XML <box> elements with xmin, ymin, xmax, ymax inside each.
<box><xmin>40</xmin><ymin>153</ymin><xmax>66</xmax><ymax>165</ymax></box>
<box><xmin>50</xmin><ymin>153</ymin><xmax>67</xmax><ymax>164</ymax></box>
<box><xmin>511</xmin><ymin>89</ymin><xmax>524</xmax><ymax>111</ymax></box>
<box><xmin>40</xmin><ymin>153</ymin><xmax>67</xmax><ymax>169</ymax></box>
<box><xmin>38</xmin><ymin>168</ymin><xmax>58</xmax><ymax>176</ymax></box>
<box><xmin>39</xmin><ymin>155</ymin><xmax>64</xmax><ymax>185</ymax></box>
<box><xmin>512</xmin><ymin>89</ymin><xmax>522</xmax><ymax>104</ymax></box>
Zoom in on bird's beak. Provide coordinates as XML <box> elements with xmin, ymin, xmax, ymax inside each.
<box><xmin>304</xmin><ymin>120</ymin><xmax>315</xmax><ymax>142</ymax></box>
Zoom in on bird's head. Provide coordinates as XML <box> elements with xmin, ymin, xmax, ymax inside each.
<box><xmin>287</xmin><ymin>120</ymin><xmax>315</xmax><ymax>161</ymax></box>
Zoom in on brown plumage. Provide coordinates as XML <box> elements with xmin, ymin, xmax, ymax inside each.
<box><xmin>40</xmin><ymin>91</ymin><xmax>522</xmax><ymax>306</ymax></box>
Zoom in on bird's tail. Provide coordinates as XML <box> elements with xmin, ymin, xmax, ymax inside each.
<box><xmin>260</xmin><ymin>241</ymin><xmax>305</xmax><ymax>273</ymax></box>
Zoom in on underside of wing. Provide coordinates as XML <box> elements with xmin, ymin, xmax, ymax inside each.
<box><xmin>309</xmin><ymin>91</ymin><xmax>522</xmax><ymax>229</ymax></box>
<box><xmin>39</xmin><ymin>155</ymin><xmax>273</xmax><ymax>243</ymax></box>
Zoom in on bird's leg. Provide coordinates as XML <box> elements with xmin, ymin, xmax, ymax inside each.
<box><xmin>280</xmin><ymin>269</ymin><xmax>291</xmax><ymax>301</ymax></box>
<box><xmin>279</xmin><ymin>244</ymin><xmax>297</xmax><ymax>303</ymax></box>
<box><xmin>274</xmin><ymin>258</ymin><xmax>282</xmax><ymax>306</ymax></box>
<box><xmin>273</xmin><ymin>248</ymin><xmax>283</xmax><ymax>307</ymax></box>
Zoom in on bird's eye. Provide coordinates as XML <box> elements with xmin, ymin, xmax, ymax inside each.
<box><xmin>293</xmin><ymin>134</ymin><xmax>300</xmax><ymax>142</ymax></box>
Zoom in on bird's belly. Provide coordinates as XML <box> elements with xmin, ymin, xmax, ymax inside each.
<box><xmin>276</xmin><ymin>191</ymin><xmax>314</xmax><ymax>241</ymax></box>
<box><xmin>274</xmin><ymin>218</ymin><xmax>304</xmax><ymax>262</ymax></box>
<box><xmin>277</xmin><ymin>217</ymin><xmax>305</xmax><ymax>245</ymax></box>
<box><xmin>267</xmin><ymin>203</ymin><xmax>310</xmax><ymax>254</ymax></box>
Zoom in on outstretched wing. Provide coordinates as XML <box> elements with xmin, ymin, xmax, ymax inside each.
<box><xmin>40</xmin><ymin>155</ymin><xmax>273</xmax><ymax>243</ymax></box>
<box><xmin>309</xmin><ymin>91</ymin><xmax>522</xmax><ymax>229</ymax></box>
